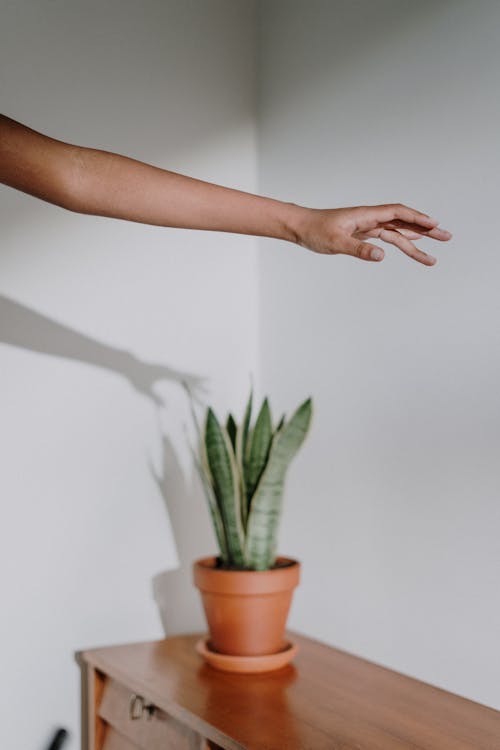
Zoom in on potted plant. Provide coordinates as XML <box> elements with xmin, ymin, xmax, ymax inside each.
<box><xmin>189</xmin><ymin>387</ymin><xmax>313</xmax><ymax>671</ymax></box>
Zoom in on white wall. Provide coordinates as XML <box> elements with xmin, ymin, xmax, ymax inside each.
<box><xmin>0</xmin><ymin>1</ymin><xmax>258</xmax><ymax>748</ymax></box>
<box><xmin>257</xmin><ymin>0</ymin><xmax>500</xmax><ymax>709</ymax></box>
<box><xmin>2</xmin><ymin>2</ymin><xmax>499</xmax><ymax>745</ymax></box>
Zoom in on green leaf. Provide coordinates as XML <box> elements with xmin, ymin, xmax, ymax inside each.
<box><xmin>245</xmin><ymin>397</ymin><xmax>313</xmax><ymax>570</ymax></box>
<box><xmin>205</xmin><ymin>408</ymin><xmax>245</xmax><ymax>566</ymax></box>
<box><xmin>183</xmin><ymin>389</ymin><xmax>229</xmax><ymax>561</ymax></box>
<box><xmin>226</xmin><ymin>413</ymin><xmax>237</xmax><ymax>451</ymax></box>
<box><xmin>189</xmin><ymin>441</ymin><xmax>229</xmax><ymax>563</ymax></box>
<box><xmin>276</xmin><ymin>413</ymin><xmax>286</xmax><ymax>433</ymax></box>
<box><xmin>236</xmin><ymin>388</ymin><xmax>253</xmax><ymax>527</ymax></box>
<box><xmin>244</xmin><ymin>397</ymin><xmax>273</xmax><ymax>509</ymax></box>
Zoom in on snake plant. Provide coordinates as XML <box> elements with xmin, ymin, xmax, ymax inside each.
<box><xmin>190</xmin><ymin>388</ymin><xmax>313</xmax><ymax>571</ymax></box>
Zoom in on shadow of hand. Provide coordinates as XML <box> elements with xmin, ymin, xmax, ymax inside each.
<box><xmin>124</xmin><ymin>353</ymin><xmax>209</xmax><ymax>406</ymax></box>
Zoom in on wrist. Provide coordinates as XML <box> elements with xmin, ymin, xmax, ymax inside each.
<box><xmin>276</xmin><ymin>201</ymin><xmax>310</xmax><ymax>246</ymax></box>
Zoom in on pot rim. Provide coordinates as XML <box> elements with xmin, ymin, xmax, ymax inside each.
<box><xmin>195</xmin><ymin>555</ymin><xmax>299</xmax><ymax>571</ymax></box>
<box><xmin>193</xmin><ymin>555</ymin><xmax>301</xmax><ymax>595</ymax></box>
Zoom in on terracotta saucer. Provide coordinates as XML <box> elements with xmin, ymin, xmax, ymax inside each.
<box><xmin>195</xmin><ymin>637</ymin><xmax>298</xmax><ymax>674</ymax></box>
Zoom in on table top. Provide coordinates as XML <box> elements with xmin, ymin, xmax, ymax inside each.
<box><xmin>80</xmin><ymin>631</ymin><xmax>500</xmax><ymax>750</ymax></box>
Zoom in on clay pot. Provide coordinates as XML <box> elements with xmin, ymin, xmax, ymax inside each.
<box><xmin>193</xmin><ymin>556</ymin><xmax>300</xmax><ymax>657</ymax></box>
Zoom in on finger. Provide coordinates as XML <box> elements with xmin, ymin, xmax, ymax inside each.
<box><xmin>384</xmin><ymin>219</ymin><xmax>452</xmax><ymax>240</ymax></box>
<box><xmin>358</xmin><ymin>227</ymin><xmax>424</xmax><ymax>241</ymax></box>
<box><xmin>367</xmin><ymin>203</ymin><xmax>440</xmax><ymax>232</ymax></box>
<box><xmin>379</xmin><ymin>228</ymin><xmax>436</xmax><ymax>266</ymax></box>
<box><xmin>394</xmin><ymin>229</ymin><xmax>424</xmax><ymax>240</ymax></box>
<box><xmin>338</xmin><ymin>235</ymin><xmax>385</xmax><ymax>262</ymax></box>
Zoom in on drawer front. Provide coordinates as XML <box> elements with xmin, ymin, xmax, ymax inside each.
<box><xmin>102</xmin><ymin>727</ymin><xmax>141</xmax><ymax>750</ymax></box>
<box><xmin>99</xmin><ymin>677</ymin><xmax>201</xmax><ymax>750</ymax></box>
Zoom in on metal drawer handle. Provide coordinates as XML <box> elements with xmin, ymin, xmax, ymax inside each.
<box><xmin>129</xmin><ymin>693</ymin><xmax>156</xmax><ymax>721</ymax></box>
<box><xmin>129</xmin><ymin>694</ymin><xmax>144</xmax><ymax>720</ymax></box>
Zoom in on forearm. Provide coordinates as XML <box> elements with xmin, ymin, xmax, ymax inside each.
<box><xmin>72</xmin><ymin>146</ymin><xmax>301</xmax><ymax>241</ymax></box>
<box><xmin>0</xmin><ymin>114</ymin><xmax>301</xmax><ymax>242</ymax></box>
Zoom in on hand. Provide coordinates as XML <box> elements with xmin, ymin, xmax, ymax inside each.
<box><xmin>291</xmin><ymin>203</ymin><xmax>452</xmax><ymax>266</ymax></box>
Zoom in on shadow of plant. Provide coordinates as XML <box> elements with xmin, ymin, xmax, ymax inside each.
<box><xmin>151</xmin><ymin>431</ymin><xmax>216</xmax><ymax>636</ymax></box>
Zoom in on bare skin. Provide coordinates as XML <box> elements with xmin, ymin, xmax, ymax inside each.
<box><xmin>0</xmin><ymin>114</ymin><xmax>451</xmax><ymax>265</ymax></box>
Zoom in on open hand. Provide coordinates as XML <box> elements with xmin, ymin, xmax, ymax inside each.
<box><xmin>292</xmin><ymin>203</ymin><xmax>452</xmax><ymax>266</ymax></box>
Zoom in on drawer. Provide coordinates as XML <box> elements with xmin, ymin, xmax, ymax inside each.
<box><xmin>102</xmin><ymin>727</ymin><xmax>141</xmax><ymax>750</ymax></box>
<box><xmin>99</xmin><ymin>677</ymin><xmax>202</xmax><ymax>750</ymax></box>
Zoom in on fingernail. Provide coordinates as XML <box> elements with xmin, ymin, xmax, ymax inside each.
<box><xmin>428</xmin><ymin>255</ymin><xmax>437</xmax><ymax>264</ymax></box>
<box><xmin>371</xmin><ymin>248</ymin><xmax>384</xmax><ymax>261</ymax></box>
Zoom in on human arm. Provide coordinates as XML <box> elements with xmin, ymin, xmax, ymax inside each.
<box><xmin>0</xmin><ymin>114</ymin><xmax>451</xmax><ymax>265</ymax></box>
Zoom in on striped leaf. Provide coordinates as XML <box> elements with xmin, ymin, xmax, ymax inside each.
<box><xmin>184</xmin><ymin>388</ymin><xmax>230</xmax><ymax>561</ymax></box>
<box><xmin>205</xmin><ymin>408</ymin><xmax>245</xmax><ymax>566</ymax></box>
<box><xmin>226</xmin><ymin>413</ymin><xmax>237</xmax><ymax>451</ymax></box>
<box><xmin>235</xmin><ymin>388</ymin><xmax>253</xmax><ymax>527</ymax></box>
<box><xmin>244</xmin><ymin>397</ymin><xmax>273</xmax><ymax>508</ymax></box>
<box><xmin>276</xmin><ymin>413</ymin><xmax>286</xmax><ymax>433</ymax></box>
<box><xmin>189</xmin><ymin>441</ymin><xmax>229</xmax><ymax>563</ymax></box>
<box><xmin>245</xmin><ymin>397</ymin><xmax>313</xmax><ymax>570</ymax></box>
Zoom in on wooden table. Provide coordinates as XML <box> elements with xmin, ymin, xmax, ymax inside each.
<box><xmin>78</xmin><ymin>632</ymin><xmax>500</xmax><ymax>749</ymax></box>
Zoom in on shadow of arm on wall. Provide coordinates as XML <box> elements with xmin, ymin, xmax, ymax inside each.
<box><xmin>0</xmin><ymin>294</ymin><xmax>213</xmax><ymax>634</ymax></box>
<box><xmin>0</xmin><ymin>294</ymin><xmax>207</xmax><ymax>405</ymax></box>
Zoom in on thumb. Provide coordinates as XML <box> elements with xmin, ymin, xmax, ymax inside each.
<box><xmin>339</xmin><ymin>236</ymin><xmax>385</xmax><ymax>262</ymax></box>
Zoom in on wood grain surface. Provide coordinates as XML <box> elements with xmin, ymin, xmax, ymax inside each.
<box><xmin>99</xmin><ymin>676</ymin><xmax>201</xmax><ymax>749</ymax></box>
<box><xmin>79</xmin><ymin>632</ymin><xmax>500</xmax><ymax>750</ymax></box>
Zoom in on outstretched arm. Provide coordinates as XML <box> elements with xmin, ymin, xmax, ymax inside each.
<box><xmin>0</xmin><ymin>114</ymin><xmax>451</xmax><ymax>265</ymax></box>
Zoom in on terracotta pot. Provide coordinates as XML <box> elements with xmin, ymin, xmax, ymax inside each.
<box><xmin>193</xmin><ymin>556</ymin><xmax>300</xmax><ymax>657</ymax></box>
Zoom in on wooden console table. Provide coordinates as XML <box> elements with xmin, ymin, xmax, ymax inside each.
<box><xmin>78</xmin><ymin>632</ymin><xmax>500</xmax><ymax>749</ymax></box>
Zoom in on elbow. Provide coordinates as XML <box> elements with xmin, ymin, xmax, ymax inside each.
<box><xmin>0</xmin><ymin>121</ymin><xmax>88</xmax><ymax>213</ymax></box>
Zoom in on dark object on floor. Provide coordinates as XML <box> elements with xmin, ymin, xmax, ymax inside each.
<box><xmin>46</xmin><ymin>728</ymin><xmax>69</xmax><ymax>750</ymax></box>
